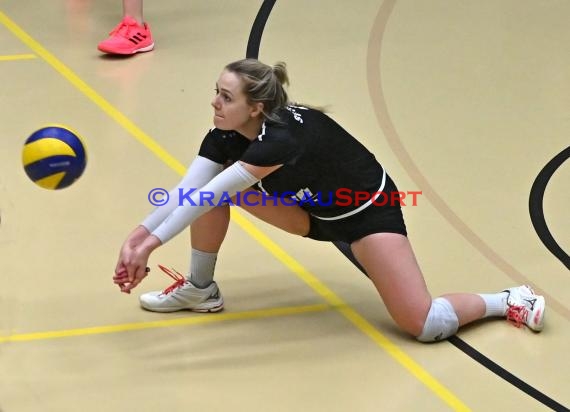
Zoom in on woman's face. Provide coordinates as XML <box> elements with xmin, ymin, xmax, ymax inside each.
<box><xmin>211</xmin><ymin>70</ymin><xmax>262</xmax><ymax>134</ymax></box>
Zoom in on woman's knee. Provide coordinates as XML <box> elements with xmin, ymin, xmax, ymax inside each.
<box><xmin>392</xmin><ymin>308</ymin><xmax>430</xmax><ymax>338</ymax></box>
<box><xmin>414</xmin><ymin>298</ymin><xmax>459</xmax><ymax>343</ymax></box>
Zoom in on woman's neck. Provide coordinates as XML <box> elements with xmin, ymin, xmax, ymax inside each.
<box><xmin>237</xmin><ymin>117</ymin><xmax>264</xmax><ymax>141</ymax></box>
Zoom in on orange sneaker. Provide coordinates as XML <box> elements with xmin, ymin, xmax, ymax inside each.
<box><xmin>97</xmin><ymin>16</ymin><xmax>154</xmax><ymax>55</ymax></box>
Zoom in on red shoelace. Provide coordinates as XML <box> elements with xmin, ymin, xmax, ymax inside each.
<box><xmin>506</xmin><ymin>305</ymin><xmax>528</xmax><ymax>328</ymax></box>
<box><xmin>157</xmin><ymin>264</ymin><xmax>186</xmax><ymax>295</ymax></box>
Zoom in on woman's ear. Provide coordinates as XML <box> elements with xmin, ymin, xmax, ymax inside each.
<box><xmin>250</xmin><ymin>102</ymin><xmax>264</xmax><ymax>118</ymax></box>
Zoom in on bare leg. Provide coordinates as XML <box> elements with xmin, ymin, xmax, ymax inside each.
<box><xmin>351</xmin><ymin>233</ymin><xmax>485</xmax><ymax>337</ymax></box>
<box><xmin>440</xmin><ymin>293</ymin><xmax>486</xmax><ymax>325</ymax></box>
<box><xmin>190</xmin><ymin>205</ymin><xmax>230</xmax><ymax>252</ymax></box>
<box><xmin>235</xmin><ymin>194</ymin><xmax>488</xmax><ymax>337</ymax></box>
<box><xmin>122</xmin><ymin>0</ymin><xmax>144</xmax><ymax>23</ymax></box>
<box><xmin>184</xmin><ymin>205</ymin><xmax>230</xmax><ymax>287</ymax></box>
<box><xmin>187</xmin><ymin>196</ymin><xmax>307</xmax><ymax>286</ymax></box>
<box><xmin>215</xmin><ymin>196</ymin><xmax>543</xmax><ymax>336</ymax></box>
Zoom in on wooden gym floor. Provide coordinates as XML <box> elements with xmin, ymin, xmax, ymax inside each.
<box><xmin>0</xmin><ymin>1</ymin><xmax>568</xmax><ymax>411</ymax></box>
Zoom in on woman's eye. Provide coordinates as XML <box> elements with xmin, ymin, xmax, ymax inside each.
<box><xmin>214</xmin><ymin>88</ymin><xmax>231</xmax><ymax>102</ymax></box>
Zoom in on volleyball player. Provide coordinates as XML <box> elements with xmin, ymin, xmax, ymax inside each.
<box><xmin>113</xmin><ymin>58</ymin><xmax>545</xmax><ymax>342</ymax></box>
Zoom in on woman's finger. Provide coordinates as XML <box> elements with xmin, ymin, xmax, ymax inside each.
<box><xmin>123</xmin><ymin>266</ymin><xmax>149</xmax><ymax>293</ymax></box>
<box><xmin>113</xmin><ymin>275</ymin><xmax>129</xmax><ymax>285</ymax></box>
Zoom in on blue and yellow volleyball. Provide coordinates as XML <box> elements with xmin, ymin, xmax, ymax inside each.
<box><xmin>22</xmin><ymin>125</ymin><xmax>87</xmax><ymax>190</ymax></box>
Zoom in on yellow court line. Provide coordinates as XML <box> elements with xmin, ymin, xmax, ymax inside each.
<box><xmin>0</xmin><ymin>304</ymin><xmax>330</xmax><ymax>343</ymax></box>
<box><xmin>0</xmin><ymin>53</ymin><xmax>36</xmax><ymax>61</ymax></box>
<box><xmin>230</xmin><ymin>211</ymin><xmax>469</xmax><ymax>412</ymax></box>
<box><xmin>0</xmin><ymin>10</ymin><xmax>470</xmax><ymax>411</ymax></box>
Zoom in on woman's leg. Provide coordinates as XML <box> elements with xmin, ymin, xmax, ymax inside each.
<box><xmin>351</xmin><ymin>233</ymin><xmax>486</xmax><ymax>340</ymax></box>
<box><xmin>191</xmin><ymin>205</ymin><xmax>230</xmax><ymax>252</ymax></box>
<box><xmin>122</xmin><ymin>0</ymin><xmax>144</xmax><ymax>23</ymax></box>
<box><xmin>138</xmin><ymin>205</ymin><xmax>229</xmax><ymax>311</ymax></box>
<box><xmin>187</xmin><ymin>193</ymin><xmax>307</xmax><ymax>287</ymax></box>
<box><xmin>235</xmin><ymin>196</ymin><xmax>545</xmax><ymax>337</ymax></box>
<box><xmin>186</xmin><ymin>205</ymin><xmax>230</xmax><ymax>287</ymax></box>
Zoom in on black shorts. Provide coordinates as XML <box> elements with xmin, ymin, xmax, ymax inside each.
<box><xmin>305</xmin><ymin>174</ymin><xmax>407</xmax><ymax>244</ymax></box>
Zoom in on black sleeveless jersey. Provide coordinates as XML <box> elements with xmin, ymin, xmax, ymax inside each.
<box><xmin>198</xmin><ymin>105</ymin><xmax>385</xmax><ymax>218</ymax></box>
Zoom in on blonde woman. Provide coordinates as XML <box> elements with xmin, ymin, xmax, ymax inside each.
<box><xmin>114</xmin><ymin>58</ymin><xmax>545</xmax><ymax>342</ymax></box>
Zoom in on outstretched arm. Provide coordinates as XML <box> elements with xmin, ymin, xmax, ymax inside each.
<box><xmin>119</xmin><ymin>161</ymin><xmax>280</xmax><ymax>292</ymax></box>
<box><xmin>141</xmin><ymin>155</ymin><xmax>224</xmax><ymax>232</ymax></box>
<box><xmin>149</xmin><ymin>161</ymin><xmax>276</xmax><ymax>243</ymax></box>
<box><xmin>114</xmin><ymin>155</ymin><xmax>223</xmax><ymax>292</ymax></box>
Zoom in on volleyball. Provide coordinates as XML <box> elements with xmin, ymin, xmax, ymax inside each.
<box><xmin>22</xmin><ymin>125</ymin><xmax>87</xmax><ymax>190</ymax></box>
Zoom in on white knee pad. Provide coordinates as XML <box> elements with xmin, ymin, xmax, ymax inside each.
<box><xmin>416</xmin><ymin>298</ymin><xmax>459</xmax><ymax>343</ymax></box>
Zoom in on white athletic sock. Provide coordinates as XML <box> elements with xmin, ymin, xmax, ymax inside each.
<box><xmin>189</xmin><ymin>248</ymin><xmax>218</xmax><ymax>288</ymax></box>
<box><xmin>478</xmin><ymin>292</ymin><xmax>509</xmax><ymax>318</ymax></box>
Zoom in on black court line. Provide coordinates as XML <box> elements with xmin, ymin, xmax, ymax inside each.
<box><xmin>332</xmin><ymin>240</ymin><xmax>569</xmax><ymax>411</ymax></box>
<box><xmin>447</xmin><ymin>336</ymin><xmax>569</xmax><ymax>412</ymax></box>
<box><xmin>246</xmin><ymin>0</ymin><xmax>276</xmax><ymax>59</ymax></box>
<box><xmin>529</xmin><ymin>146</ymin><xmax>570</xmax><ymax>271</ymax></box>
<box><xmin>247</xmin><ymin>1</ymin><xmax>569</xmax><ymax>411</ymax></box>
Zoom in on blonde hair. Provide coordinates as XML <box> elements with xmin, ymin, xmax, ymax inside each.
<box><xmin>225</xmin><ymin>58</ymin><xmax>290</xmax><ymax>123</ymax></box>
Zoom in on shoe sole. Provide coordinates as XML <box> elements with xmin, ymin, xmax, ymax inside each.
<box><xmin>191</xmin><ymin>303</ymin><xmax>224</xmax><ymax>313</ymax></box>
<box><xmin>527</xmin><ymin>295</ymin><xmax>545</xmax><ymax>332</ymax></box>
<box><xmin>140</xmin><ymin>299</ymin><xmax>224</xmax><ymax>313</ymax></box>
<box><xmin>98</xmin><ymin>42</ymin><xmax>155</xmax><ymax>55</ymax></box>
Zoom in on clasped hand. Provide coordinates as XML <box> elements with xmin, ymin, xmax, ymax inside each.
<box><xmin>114</xmin><ymin>227</ymin><xmax>162</xmax><ymax>294</ymax></box>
